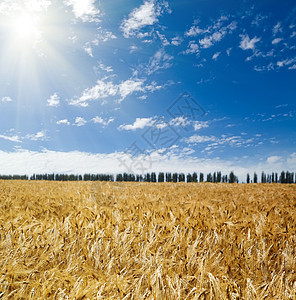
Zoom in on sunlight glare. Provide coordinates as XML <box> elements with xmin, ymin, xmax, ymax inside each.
<box><xmin>11</xmin><ymin>13</ymin><xmax>39</xmax><ymax>42</ymax></box>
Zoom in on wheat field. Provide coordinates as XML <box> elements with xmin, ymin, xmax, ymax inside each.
<box><xmin>0</xmin><ymin>181</ymin><xmax>295</xmax><ymax>299</ymax></box>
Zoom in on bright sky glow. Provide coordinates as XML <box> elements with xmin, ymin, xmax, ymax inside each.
<box><xmin>10</xmin><ymin>13</ymin><xmax>39</xmax><ymax>41</ymax></box>
<box><xmin>0</xmin><ymin>0</ymin><xmax>295</xmax><ymax>180</ymax></box>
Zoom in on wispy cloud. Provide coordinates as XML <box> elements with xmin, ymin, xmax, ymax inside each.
<box><xmin>47</xmin><ymin>93</ymin><xmax>60</xmax><ymax>107</ymax></box>
<box><xmin>185</xmin><ymin>134</ymin><xmax>258</xmax><ymax>151</ymax></box>
<box><xmin>25</xmin><ymin>130</ymin><xmax>47</xmax><ymax>141</ymax></box>
<box><xmin>169</xmin><ymin>116</ymin><xmax>190</xmax><ymax>128</ymax></box>
<box><xmin>56</xmin><ymin>119</ymin><xmax>70</xmax><ymax>125</ymax></box>
<box><xmin>193</xmin><ymin>121</ymin><xmax>209</xmax><ymax>131</ymax></box>
<box><xmin>272</xmin><ymin>22</ymin><xmax>282</xmax><ymax>36</ymax></box>
<box><xmin>212</xmin><ymin>52</ymin><xmax>221</xmax><ymax>60</ymax></box>
<box><xmin>185</xmin><ymin>135</ymin><xmax>216</xmax><ymax>144</ymax></box>
<box><xmin>70</xmin><ymin>77</ymin><xmax>164</xmax><ymax>106</ymax></box>
<box><xmin>171</xmin><ymin>36</ymin><xmax>182</xmax><ymax>46</ymax></box>
<box><xmin>0</xmin><ymin>96</ymin><xmax>12</xmax><ymax>103</ymax></box>
<box><xmin>276</xmin><ymin>57</ymin><xmax>296</xmax><ymax>68</ymax></box>
<box><xmin>145</xmin><ymin>48</ymin><xmax>173</xmax><ymax>75</ymax></box>
<box><xmin>92</xmin><ymin>116</ymin><xmax>114</xmax><ymax>126</ymax></box>
<box><xmin>271</xmin><ymin>37</ymin><xmax>282</xmax><ymax>45</ymax></box>
<box><xmin>120</xmin><ymin>0</ymin><xmax>170</xmax><ymax>38</ymax></box>
<box><xmin>69</xmin><ymin>80</ymin><xmax>118</xmax><ymax>107</ymax></box>
<box><xmin>75</xmin><ymin>117</ymin><xmax>87</xmax><ymax>127</ymax></box>
<box><xmin>97</xmin><ymin>62</ymin><xmax>113</xmax><ymax>73</ymax></box>
<box><xmin>184</xmin><ymin>17</ymin><xmax>237</xmax><ymax>52</ymax></box>
<box><xmin>0</xmin><ymin>134</ymin><xmax>21</xmax><ymax>143</ymax></box>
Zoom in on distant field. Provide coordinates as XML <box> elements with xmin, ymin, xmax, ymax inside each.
<box><xmin>0</xmin><ymin>181</ymin><xmax>295</xmax><ymax>299</ymax></box>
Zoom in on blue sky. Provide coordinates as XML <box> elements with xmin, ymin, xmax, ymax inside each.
<box><xmin>0</xmin><ymin>0</ymin><xmax>295</xmax><ymax>180</ymax></box>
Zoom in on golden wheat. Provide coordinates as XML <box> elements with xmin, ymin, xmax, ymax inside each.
<box><xmin>0</xmin><ymin>181</ymin><xmax>295</xmax><ymax>299</ymax></box>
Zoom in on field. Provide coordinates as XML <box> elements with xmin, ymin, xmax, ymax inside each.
<box><xmin>0</xmin><ymin>181</ymin><xmax>295</xmax><ymax>299</ymax></box>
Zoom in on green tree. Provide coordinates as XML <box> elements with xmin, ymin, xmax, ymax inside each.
<box><xmin>246</xmin><ymin>173</ymin><xmax>250</xmax><ymax>184</ymax></box>
<box><xmin>199</xmin><ymin>173</ymin><xmax>204</xmax><ymax>182</ymax></box>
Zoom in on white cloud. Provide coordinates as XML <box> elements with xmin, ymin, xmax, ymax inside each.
<box><xmin>47</xmin><ymin>93</ymin><xmax>60</xmax><ymax>107</ymax></box>
<box><xmin>0</xmin><ymin>134</ymin><xmax>21</xmax><ymax>143</ymax></box>
<box><xmin>0</xmin><ymin>0</ymin><xmax>51</xmax><ymax>15</ymax></box>
<box><xmin>239</xmin><ymin>34</ymin><xmax>261</xmax><ymax>51</ymax></box>
<box><xmin>97</xmin><ymin>62</ymin><xmax>113</xmax><ymax>73</ymax></box>
<box><xmin>254</xmin><ymin>62</ymin><xmax>275</xmax><ymax>72</ymax></box>
<box><xmin>1</xmin><ymin>96</ymin><xmax>12</xmax><ymax>103</ymax></box>
<box><xmin>145</xmin><ymin>48</ymin><xmax>173</xmax><ymax>75</ymax></box>
<box><xmin>70</xmin><ymin>80</ymin><xmax>118</xmax><ymax>106</ymax></box>
<box><xmin>118</xmin><ymin>117</ymin><xmax>155</xmax><ymax>131</ymax></box>
<box><xmin>271</xmin><ymin>38</ymin><xmax>282</xmax><ymax>45</ymax></box>
<box><xmin>92</xmin><ymin>116</ymin><xmax>114</xmax><ymax>126</ymax></box>
<box><xmin>25</xmin><ymin>131</ymin><xmax>47</xmax><ymax>141</ymax></box>
<box><xmin>277</xmin><ymin>58</ymin><xmax>296</xmax><ymax>68</ymax></box>
<box><xmin>169</xmin><ymin>116</ymin><xmax>190</xmax><ymax>128</ymax></box>
<box><xmin>212</xmin><ymin>52</ymin><xmax>221</xmax><ymax>60</ymax></box>
<box><xmin>70</xmin><ymin>78</ymin><xmax>147</xmax><ymax>106</ymax></box>
<box><xmin>83</xmin><ymin>44</ymin><xmax>93</xmax><ymax>57</ymax></box>
<box><xmin>185</xmin><ymin>25</ymin><xmax>207</xmax><ymax>37</ymax></box>
<box><xmin>193</xmin><ymin>121</ymin><xmax>209</xmax><ymax>131</ymax></box>
<box><xmin>83</xmin><ymin>30</ymin><xmax>116</xmax><ymax>57</ymax></box>
<box><xmin>185</xmin><ymin>19</ymin><xmax>236</xmax><ymax>50</ymax></box>
<box><xmin>120</xmin><ymin>0</ymin><xmax>170</xmax><ymax>38</ymax></box>
<box><xmin>64</xmin><ymin>0</ymin><xmax>101</xmax><ymax>22</ymax></box>
<box><xmin>267</xmin><ymin>155</ymin><xmax>282</xmax><ymax>164</ymax></box>
<box><xmin>156</xmin><ymin>31</ymin><xmax>170</xmax><ymax>46</ymax></box>
<box><xmin>171</xmin><ymin>36</ymin><xmax>182</xmax><ymax>46</ymax></box>
<box><xmin>75</xmin><ymin>117</ymin><xmax>87</xmax><ymax>127</ymax></box>
<box><xmin>272</xmin><ymin>22</ymin><xmax>282</xmax><ymax>36</ymax></box>
<box><xmin>199</xmin><ymin>32</ymin><xmax>223</xmax><ymax>48</ymax></box>
<box><xmin>185</xmin><ymin>134</ymin><xmax>257</xmax><ymax>150</ymax></box>
<box><xmin>183</xmin><ymin>41</ymin><xmax>199</xmax><ymax>55</ymax></box>
<box><xmin>0</xmin><ymin>149</ymin><xmax>296</xmax><ymax>183</ymax></box>
<box><xmin>118</xmin><ymin>79</ymin><xmax>145</xmax><ymax>101</ymax></box>
<box><xmin>56</xmin><ymin>119</ymin><xmax>70</xmax><ymax>125</ymax></box>
<box><xmin>129</xmin><ymin>45</ymin><xmax>139</xmax><ymax>53</ymax></box>
<box><xmin>185</xmin><ymin>135</ymin><xmax>216</xmax><ymax>144</ymax></box>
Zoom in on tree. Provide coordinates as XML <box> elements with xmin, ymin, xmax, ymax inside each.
<box><xmin>217</xmin><ymin>172</ymin><xmax>222</xmax><ymax>183</ymax></box>
<box><xmin>261</xmin><ymin>171</ymin><xmax>267</xmax><ymax>183</ymax></box>
<box><xmin>206</xmin><ymin>173</ymin><xmax>213</xmax><ymax>182</ymax></box>
<box><xmin>151</xmin><ymin>172</ymin><xmax>157</xmax><ymax>182</ymax></box>
<box><xmin>200</xmin><ymin>173</ymin><xmax>204</xmax><ymax>182</ymax></box>
<box><xmin>116</xmin><ymin>174</ymin><xmax>123</xmax><ymax>182</ymax></box>
<box><xmin>253</xmin><ymin>172</ymin><xmax>258</xmax><ymax>183</ymax></box>
<box><xmin>192</xmin><ymin>172</ymin><xmax>198</xmax><ymax>183</ymax></box>
<box><xmin>166</xmin><ymin>173</ymin><xmax>172</xmax><ymax>182</ymax></box>
<box><xmin>229</xmin><ymin>171</ymin><xmax>236</xmax><ymax>183</ymax></box>
<box><xmin>172</xmin><ymin>173</ymin><xmax>178</xmax><ymax>183</ymax></box>
<box><xmin>144</xmin><ymin>173</ymin><xmax>151</xmax><ymax>182</ymax></box>
<box><xmin>213</xmin><ymin>172</ymin><xmax>217</xmax><ymax>183</ymax></box>
<box><xmin>246</xmin><ymin>173</ymin><xmax>250</xmax><ymax>184</ymax></box>
<box><xmin>179</xmin><ymin>173</ymin><xmax>185</xmax><ymax>182</ymax></box>
<box><xmin>279</xmin><ymin>171</ymin><xmax>286</xmax><ymax>183</ymax></box>
<box><xmin>158</xmin><ymin>172</ymin><xmax>165</xmax><ymax>182</ymax></box>
<box><xmin>187</xmin><ymin>173</ymin><xmax>192</xmax><ymax>183</ymax></box>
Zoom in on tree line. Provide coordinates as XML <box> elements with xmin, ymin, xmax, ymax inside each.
<box><xmin>0</xmin><ymin>171</ymin><xmax>295</xmax><ymax>183</ymax></box>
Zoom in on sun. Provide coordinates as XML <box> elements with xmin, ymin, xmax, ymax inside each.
<box><xmin>10</xmin><ymin>13</ymin><xmax>40</xmax><ymax>43</ymax></box>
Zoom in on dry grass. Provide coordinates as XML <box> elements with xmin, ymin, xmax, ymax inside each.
<box><xmin>0</xmin><ymin>181</ymin><xmax>295</xmax><ymax>299</ymax></box>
